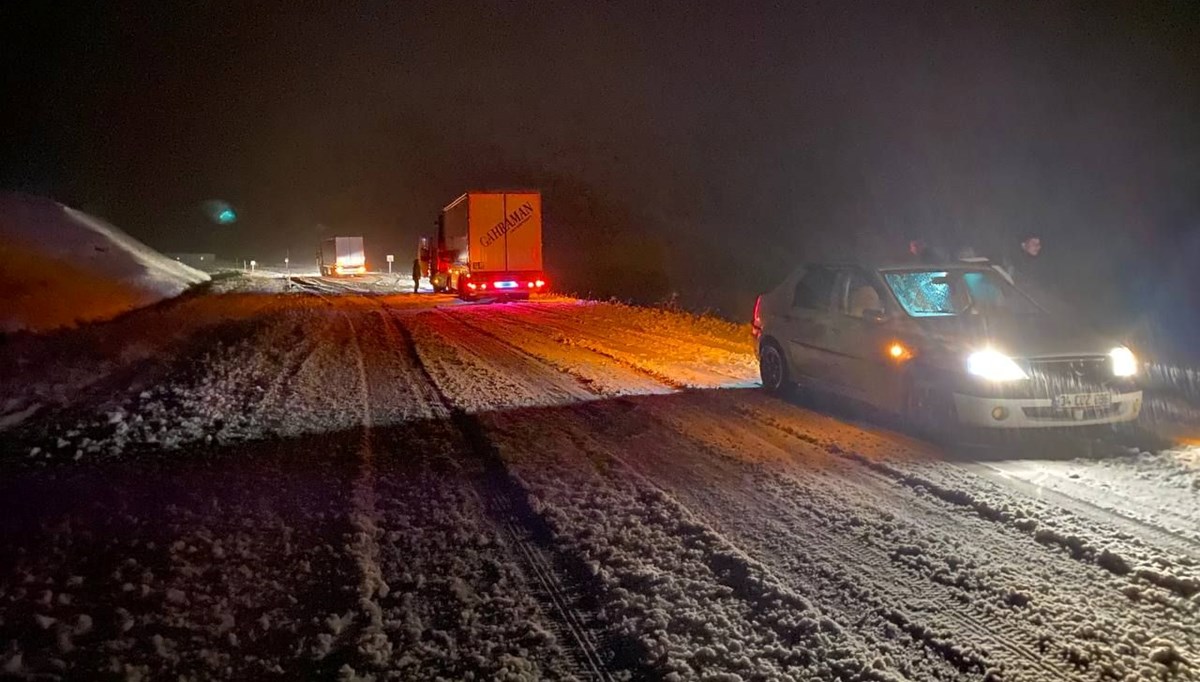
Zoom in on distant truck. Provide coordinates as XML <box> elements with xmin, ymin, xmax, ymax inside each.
<box><xmin>431</xmin><ymin>191</ymin><xmax>544</xmax><ymax>299</ymax></box>
<box><xmin>318</xmin><ymin>237</ymin><xmax>366</xmax><ymax>277</ymax></box>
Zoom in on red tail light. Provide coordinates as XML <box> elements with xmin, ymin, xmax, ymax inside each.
<box><xmin>752</xmin><ymin>295</ymin><xmax>763</xmax><ymax>338</ymax></box>
<box><xmin>535</xmin><ymin>279</ymin><xmax>545</xmax><ymax>288</ymax></box>
<box><xmin>467</xmin><ymin>282</ymin><xmax>478</xmax><ymax>290</ymax></box>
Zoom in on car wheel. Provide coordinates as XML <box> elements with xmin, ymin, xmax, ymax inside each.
<box><xmin>760</xmin><ymin>342</ymin><xmax>790</xmax><ymax>394</ymax></box>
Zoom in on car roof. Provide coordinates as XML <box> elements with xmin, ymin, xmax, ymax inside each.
<box><xmin>877</xmin><ymin>262</ymin><xmax>999</xmax><ymax>272</ymax></box>
<box><xmin>807</xmin><ymin>261</ymin><xmax>999</xmax><ymax>272</ymax></box>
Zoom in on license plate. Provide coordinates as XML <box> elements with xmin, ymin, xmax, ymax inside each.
<box><xmin>494</xmin><ymin>281</ymin><xmax>518</xmax><ymax>289</ymax></box>
<box><xmin>1053</xmin><ymin>393</ymin><xmax>1112</xmax><ymax>409</ymax></box>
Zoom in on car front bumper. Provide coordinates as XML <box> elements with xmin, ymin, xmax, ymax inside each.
<box><xmin>952</xmin><ymin>390</ymin><xmax>1143</xmax><ymax>429</ymax></box>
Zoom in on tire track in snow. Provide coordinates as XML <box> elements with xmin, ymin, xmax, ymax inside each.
<box><xmin>501</xmin><ymin>302</ymin><xmax>748</xmax><ymax>388</ymax></box>
<box><xmin>404</xmin><ymin>310</ymin><xmax>598</xmax><ymax>411</ymax></box>
<box><xmin>436</xmin><ymin>309</ymin><xmax>606</xmax><ymax>399</ymax></box>
<box><xmin>864</xmin><ymin>454</ymin><xmax>1200</xmax><ymax>604</ymax></box>
<box><xmin>289</xmin><ymin>276</ymin><xmax>340</xmax><ymax>300</ymax></box>
<box><xmin>410</xmin><ymin>307</ymin><xmax>954</xmax><ymax>677</ymax></box>
<box><xmin>552</xmin><ymin>393</ymin><xmax>1085</xmax><ymax>678</ymax></box>
<box><xmin>512</xmin><ymin>301</ymin><xmax>755</xmax><ymax>363</ymax></box>
<box><xmin>727</xmin><ymin>394</ymin><xmax>1198</xmax><ymax>677</ymax></box>
<box><xmin>340</xmin><ymin>313</ymin><xmax>392</xmax><ymax>669</ymax></box>
<box><xmin>645</xmin><ymin>398</ymin><xmax>1109</xmax><ymax>681</ymax></box>
<box><xmin>446</xmin><ymin>308</ymin><xmax>676</xmax><ymax>397</ymax></box>
<box><xmin>569</xmin><ymin>399</ymin><xmax>1008</xmax><ymax>680</ymax></box>
<box><xmin>389</xmin><ymin>311</ymin><xmax>621</xmax><ymax>681</ymax></box>
<box><xmin>476</xmin><ymin>306</ymin><xmax>692</xmax><ymax>390</ymax></box>
<box><xmin>734</xmin><ymin>392</ymin><xmax>1200</xmax><ymax>606</ymax></box>
<box><xmin>482</xmin><ymin>404</ymin><xmax>897</xmax><ymax>680</ymax></box>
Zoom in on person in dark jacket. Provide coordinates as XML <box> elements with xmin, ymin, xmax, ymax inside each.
<box><xmin>1002</xmin><ymin>232</ymin><xmax>1071</xmax><ymax>315</ymax></box>
<box><xmin>411</xmin><ymin>258</ymin><xmax>422</xmax><ymax>293</ymax></box>
<box><xmin>1004</xmin><ymin>233</ymin><xmax>1043</xmax><ymax>281</ymax></box>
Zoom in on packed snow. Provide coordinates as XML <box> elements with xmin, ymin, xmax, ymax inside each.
<box><xmin>1</xmin><ymin>274</ymin><xmax>1197</xmax><ymax>680</ymax></box>
<box><xmin>0</xmin><ymin>193</ymin><xmax>209</xmax><ymax>333</ymax></box>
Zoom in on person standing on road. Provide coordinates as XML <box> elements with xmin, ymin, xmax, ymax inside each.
<box><xmin>411</xmin><ymin>258</ymin><xmax>422</xmax><ymax>293</ymax></box>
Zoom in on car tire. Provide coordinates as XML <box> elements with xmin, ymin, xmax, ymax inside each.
<box><xmin>759</xmin><ymin>341</ymin><xmax>791</xmax><ymax>394</ymax></box>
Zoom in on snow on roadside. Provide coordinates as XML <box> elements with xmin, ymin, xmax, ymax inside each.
<box><xmin>0</xmin><ymin>193</ymin><xmax>208</xmax><ymax>333</ymax></box>
<box><xmin>0</xmin><ymin>286</ymin><xmax>288</xmax><ymax>438</ymax></box>
<box><xmin>1</xmin><ymin>301</ymin><xmax>363</xmax><ymax>463</ymax></box>
<box><xmin>977</xmin><ymin>448</ymin><xmax>1200</xmax><ymax>545</ymax></box>
<box><xmin>727</xmin><ymin>393</ymin><xmax>1199</xmax><ymax>676</ymax></box>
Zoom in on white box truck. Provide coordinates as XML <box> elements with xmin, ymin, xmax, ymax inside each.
<box><xmin>431</xmin><ymin>191</ymin><xmax>544</xmax><ymax>299</ymax></box>
<box><xmin>318</xmin><ymin>236</ymin><xmax>366</xmax><ymax>277</ymax></box>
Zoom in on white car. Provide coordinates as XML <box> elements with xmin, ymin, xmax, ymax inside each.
<box><xmin>752</xmin><ymin>262</ymin><xmax>1142</xmax><ymax>431</ymax></box>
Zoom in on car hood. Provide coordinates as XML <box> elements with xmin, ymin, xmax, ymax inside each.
<box><xmin>914</xmin><ymin>314</ymin><xmax>1116</xmax><ymax>359</ymax></box>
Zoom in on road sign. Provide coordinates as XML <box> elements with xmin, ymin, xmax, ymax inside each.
<box><xmin>386</xmin><ymin>254</ymin><xmax>394</xmax><ymax>274</ymax></box>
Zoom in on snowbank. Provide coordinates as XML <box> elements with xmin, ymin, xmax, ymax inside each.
<box><xmin>0</xmin><ymin>194</ymin><xmax>209</xmax><ymax>333</ymax></box>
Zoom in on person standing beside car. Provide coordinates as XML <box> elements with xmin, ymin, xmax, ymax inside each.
<box><xmin>411</xmin><ymin>258</ymin><xmax>422</xmax><ymax>293</ymax></box>
<box><xmin>1002</xmin><ymin>232</ymin><xmax>1071</xmax><ymax>316</ymax></box>
<box><xmin>1004</xmin><ymin>233</ymin><xmax>1045</xmax><ymax>282</ymax></box>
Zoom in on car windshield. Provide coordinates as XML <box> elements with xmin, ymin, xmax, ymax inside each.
<box><xmin>883</xmin><ymin>269</ymin><xmax>1042</xmax><ymax>317</ymax></box>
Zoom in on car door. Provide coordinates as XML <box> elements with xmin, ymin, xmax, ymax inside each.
<box><xmin>826</xmin><ymin>268</ymin><xmax>905</xmax><ymax>409</ymax></box>
<box><xmin>781</xmin><ymin>265</ymin><xmax>839</xmax><ymax>384</ymax></box>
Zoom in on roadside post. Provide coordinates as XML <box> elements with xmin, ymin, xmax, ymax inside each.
<box><xmin>386</xmin><ymin>254</ymin><xmax>394</xmax><ymax>274</ymax></box>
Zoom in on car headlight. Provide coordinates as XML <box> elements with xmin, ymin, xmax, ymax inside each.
<box><xmin>967</xmin><ymin>349</ymin><xmax>1028</xmax><ymax>382</ymax></box>
<box><xmin>1110</xmin><ymin>346</ymin><xmax>1138</xmax><ymax>377</ymax></box>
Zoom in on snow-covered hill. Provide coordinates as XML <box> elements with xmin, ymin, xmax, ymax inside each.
<box><xmin>0</xmin><ymin>193</ymin><xmax>208</xmax><ymax>333</ymax></box>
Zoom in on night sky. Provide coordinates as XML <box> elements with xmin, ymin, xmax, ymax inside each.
<box><xmin>3</xmin><ymin>1</ymin><xmax>1199</xmax><ymax>319</ymax></box>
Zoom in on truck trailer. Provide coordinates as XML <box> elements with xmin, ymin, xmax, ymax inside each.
<box><xmin>431</xmin><ymin>191</ymin><xmax>544</xmax><ymax>299</ymax></box>
<box><xmin>318</xmin><ymin>236</ymin><xmax>366</xmax><ymax>277</ymax></box>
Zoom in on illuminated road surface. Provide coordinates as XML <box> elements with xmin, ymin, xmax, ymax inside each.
<box><xmin>0</xmin><ymin>276</ymin><xmax>1196</xmax><ymax>680</ymax></box>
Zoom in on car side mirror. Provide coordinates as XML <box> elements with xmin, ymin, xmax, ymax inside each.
<box><xmin>862</xmin><ymin>308</ymin><xmax>886</xmax><ymax>322</ymax></box>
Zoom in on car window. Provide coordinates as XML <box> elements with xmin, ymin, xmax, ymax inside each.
<box><xmin>839</xmin><ymin>271</ymin><xmax>884</xmax><ymax>318</ymax></box>
<box><xmin>883</xmin><ymin>269</ymin><xmax>1041</xmax><ymax>317</ymax></box>
<box><xmin>793</xmin><ymin>267</ymin><xmax>836</xmax><ymax>310</ymax></box>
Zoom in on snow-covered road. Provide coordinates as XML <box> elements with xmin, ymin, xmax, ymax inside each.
<box><xmin>0</xmin><ymin>276</ymin><xmax>1196</xmax><ymax>680</ymax></box>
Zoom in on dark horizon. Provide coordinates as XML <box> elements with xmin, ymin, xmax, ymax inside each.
<box><xmin>3</xmin><ymin>1</ymin><xmax>1200</xmax><ymax>317</ymax></box>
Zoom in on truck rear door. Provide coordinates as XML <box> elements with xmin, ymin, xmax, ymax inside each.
<box><xmin>467</xmin><ymin>194</ymin><xmax>509</xmax><ymax>273</ymax></box>
<box><xmin>501</xmin><ymin>192</ymin><xmax>542</xmax><ymax>273</ymax></box>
